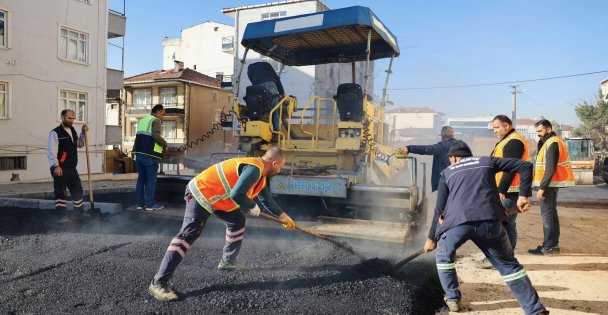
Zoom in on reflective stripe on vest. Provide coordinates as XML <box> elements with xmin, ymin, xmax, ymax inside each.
<box><xmin>492</xmin><ymin>131</ymin><xmax>529</xmax><ymax>193</ymax></box>
<box><xmin>133</xmin><ymin>115</ymin><xmax>163</xmax><ymax>159</ymax></box>
<box><xmin>190</xmin><ymin>157</ymin><xmax>267</xmax><ymax>212</ymax></box>
<box><xmin>533</xmin><ymin>136</ymin><xmax>575</xmax><ymax>187</ymax></box>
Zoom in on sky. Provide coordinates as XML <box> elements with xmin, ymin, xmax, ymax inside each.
<box><xmin>109</xmin><ymin>0</ymin><xmax>608</xmax><ymax>126</ymax></box>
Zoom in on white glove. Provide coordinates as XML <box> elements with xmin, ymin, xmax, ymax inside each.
<box><xmin>248</xmin><ymin>204</ymin><xmax>261</xmax><ymax>217</ymax></box>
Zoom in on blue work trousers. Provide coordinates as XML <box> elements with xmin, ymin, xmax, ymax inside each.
<box><xmin>135</xmin><ymin>154</ymin><xmax>159</xmax><ymax>207</ymax></box>
<box><xmin>503</xmin><ymin>193</ymin><xmax>518</xmax><ymax>250</ymax></box>
<box><xmin>435</xmin><ymin>220</ymin><xmax>546</xmax><ymax>315</ymax></box>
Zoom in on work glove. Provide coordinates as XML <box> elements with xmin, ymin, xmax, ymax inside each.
<box><xmin>248</xmin><ymin>204</ymin><xmax>261</xmax><ymax>217</ymax></box>
<box><xmin>278</xmin><ymin>212</ymin><xmax>295</xmax><ymax>229</ymax></box>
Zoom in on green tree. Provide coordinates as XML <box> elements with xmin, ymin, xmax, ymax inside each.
<box><xmin>573</xmin><ymin>90</ymin><xmax>608</xmax><ymax>152</ymax></box>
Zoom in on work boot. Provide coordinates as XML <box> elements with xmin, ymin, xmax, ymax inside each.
<box><xmin>472</xmin><ymin>258</ymin><xmax>494</xmax><ymax>270</ymax></box>
<box><xmin>444</xmin><ymin>297</ymin><xmax>461</xmax><ymax>312</ymax></box>
<box><xmin>146</xmin><ymin>203</ymin><xmax>165</xmax><ymax>211</ymax></box>
<box><xmin>217</xmin><ymin>260</ymin><xmax>248</xmax><ymax>271</ymax></box>
<box><xmin>148</xmin><ymin>280</ymin><xmax>178</xmax><ymax>301</ymax></box>
<box><xmin>528</xmin><ymin>245</ymin><xmax>560</xmax><ymax>256</ymax></box>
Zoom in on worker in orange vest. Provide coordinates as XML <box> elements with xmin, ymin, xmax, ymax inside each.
<box><xmin>528</xmin><ymin>119</ymin><xmax>574</xmax><ymax>256</ymax></box>
<box><xmin>148</xmin><ymin>147</ymin><xmax>295</xmax><ymax>301</ymax></box>
<box><xmin>474</xmin><ymin>115</ymin><xmax>529</xmax><ymax>269</ymax></box>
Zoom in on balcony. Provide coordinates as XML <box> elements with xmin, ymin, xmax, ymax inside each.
<box><xmin>107</xmin><ymin>68</ymin><xmax>124</xmax><ymax>91</ymax></box>
<box><xmin>126</xmin><ymin>103</ymin><xmax>185</xmax><ymax>116</ymax></box>
<box><xmin>108</xmin><ymin>10</ymin><xmax>126</xmax><ymax>38</ymax></box>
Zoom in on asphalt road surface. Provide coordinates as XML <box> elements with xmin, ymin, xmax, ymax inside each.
<box><xmin>0</xmin><ymin>207</ymin><xmax>444</xmax><ymax>314</ymax></box>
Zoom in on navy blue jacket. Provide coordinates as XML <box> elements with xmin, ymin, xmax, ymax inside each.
<box><xmin>428</xmin><ymin>156</ymin><xmax>533</xmax><ymax>240</ymax></box>
<box><xmin>408</xmin><ymin>138</ymin><xmax>458</xmax><ymax>191</ymax></box>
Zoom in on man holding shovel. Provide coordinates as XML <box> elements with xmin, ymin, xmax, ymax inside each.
<box><xmin>47</xmin><ymin>109</ymin><xmax>88</xmax><ymax>224</ymax></box>
<box><xmin>424</xmin><ymin>141</ymin><xmax>548</xmax><ymax>314</ymax></box>
<box><xmin>148</xmin><ymin>147</ymin><xmax>295</xmax><ymax>301</ymax></box>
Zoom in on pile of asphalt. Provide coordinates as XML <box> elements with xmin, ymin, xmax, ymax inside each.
<box><xmin>0</xmin><ymin>207</ymin><xmax>444</xmax><ymax>314</ymax></box>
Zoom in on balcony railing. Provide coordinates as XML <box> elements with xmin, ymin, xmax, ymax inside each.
<box><xmin>126</xmin><ymin>103</ymin><xmax>184</xmax><ymax>115</ymax></box>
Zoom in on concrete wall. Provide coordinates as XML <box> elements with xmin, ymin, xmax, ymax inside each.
<box><xmin>162</xmin><ymin>22</ymin><xmax>234</xmax><ymax>78</ymax></box>
<box><xmin>0</xmin><ymin>0</ymin><xmax>107</xmax><ymax>182</ymax></box>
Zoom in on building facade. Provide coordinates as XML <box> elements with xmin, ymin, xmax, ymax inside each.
<box><xmin>162</xmin><ymin>21</ymin><xmax>235</xmax><ymax>86</ymax></box>
<box><xmin>384</xmin><ymin>107</ymin><xmax>444</xmax><ymax>145</ymax></box>
<box><xmin>0</xmin><ymin>0</ymin><xmax>125</xmax><ymax>182</ymax></box>
<box><xmin>122</xmin><ymin>64</ymin><xmax>236</xmax><ymax>173</ymax></box>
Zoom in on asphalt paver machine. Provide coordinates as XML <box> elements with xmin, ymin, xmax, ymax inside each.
<box><xmin>232</xmin><ymin>6</ymin><xmax>427</xmax><ymax>244</ymax></box>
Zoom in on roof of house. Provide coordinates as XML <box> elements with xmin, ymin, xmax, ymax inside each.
<box><xmin>516</xmin><ymin>118</ymin><xmax>537</xmax><ymax>126</ymax></box>
<box><xmin>124</xmin><ymin>68</ymin><xmax>220</xmax><ymax>88</ymax></box>
<box><xmin>222</xmin><ymin>0</ymin><xmax>328</xmax><ymax>14</ymax></box>
<box><xmin>385</xmin><ymin>107</ymin><xmax>444</xmax><ymax>115</ymax></box>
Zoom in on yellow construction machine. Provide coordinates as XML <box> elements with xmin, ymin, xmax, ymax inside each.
<box><xmin>232</xmin><ymin>6</ymin><xmax>427</xmax><ymax>244</ymax></box>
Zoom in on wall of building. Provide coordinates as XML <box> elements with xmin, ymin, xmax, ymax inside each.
<box><xmin>0</xmin><ymin>0</ymin><xmax>107</xmax><ymax>182</ymax></box>
<box><xmin>162</xmin><ymin>22</ymin><xmax>234</xmax><ymax>79</ymax></box>
<box><xmin>187</xmin><ymin>85</ymin><xmax>237</xmax><ymax>158</ymax></box>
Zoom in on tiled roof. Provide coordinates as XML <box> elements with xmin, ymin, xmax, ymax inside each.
<box><xmin>516</xmin><ymin>118</ymin><xmax>537</xmax><ymax>125</ymax></box>
<box><xmin>385</xmin><ymin>107</ymin><xmax>444</xmax><ymax>115</ymax></box>
<box><xmin>124</xmin><ymin>68</ymin><xmax>220</xmax><ymax>88</ymax></box>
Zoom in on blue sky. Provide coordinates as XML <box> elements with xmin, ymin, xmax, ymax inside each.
<box><xmin>110</xmin><ymin>0</ymin><xmax>608</xmax><ymax>126</ymax></box>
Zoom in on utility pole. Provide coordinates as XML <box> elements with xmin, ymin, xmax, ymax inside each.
<box><xmin>511</xmin><ymin>85</ymin><xmax>519</xmax><ymax>129</ymax></box>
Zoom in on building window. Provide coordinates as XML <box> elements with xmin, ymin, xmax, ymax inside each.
<box><xmin>213</xmin><ymin>91</ymin><xmax>218</xmax><ymax>101</ymax></box>
<box><xmin>162</xmin><ymin>120</ymin><xmax>176</xmax><ymax>139</ymax></box>
<box><xmin>133</xmin><ymin>89</ymin><xmax>151</xmax><ymax>107</ymax></box>
<box><xmin>130</xmin><ymin>121</ymin><xmax>137</xmax><ymax>141</ymax></box>
<box><xmin>0</xmin><ymin>156</ymin><xmax>26</xmax><ymax>170</ymax></box>
<box><xmin>221</xmin><ymin>36</ymin><xmax>234</xmax><ymax>50</ymax></box>
<box><xmin>59</xmin><ymin>90</ymin><xmax>87</xmax><ymax>122</ymax></box>
<box><xmin>0</xmin><ymin>81</ymin><xmax>7</xmax><ymax>119</ymax></box>
<box><xmin>261</xmin><ymin>11</ymin><xmax>287</xmax><ymax>20</ymax></box>
<box><xmin>0</xmin><ymin>10</ymin><xmax>7</xmax><ymax>49</ymax></box>
<box><xmin>78</xmin><ymin>0</ymin><xmax>91</xmax><ymax>3</ymax></box>
<box><xmin>59</xmin><ymin>26</ymin><xmax>88</xmax><ymax>63</ymax></box>
<box><xmin>160</xmin><ymin>87</ymin><xmax>177</xmax><ymax>106</ymax></box>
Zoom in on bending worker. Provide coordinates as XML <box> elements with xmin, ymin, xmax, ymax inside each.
<box><xmin>148</xmin><ymin>147</ymin><xmax>296</xmax><ymax>301</ymax></box>
<box><xmin>474</xmin><ymin>114</ymin><xmax>529</xmax><ymax>269</ymax></box>
<box><xmin>424</xmin><ymin>141</ymin><xmax>548</xmax><ymax>314</ymax></box>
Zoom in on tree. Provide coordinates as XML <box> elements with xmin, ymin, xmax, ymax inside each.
<box><xmin>573</xmin><ymin>90</ymin><xmax>608</xmax><ymax>152</ymax></box>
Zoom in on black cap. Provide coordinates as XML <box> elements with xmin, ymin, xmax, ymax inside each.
<box><xmin>448</xmin><ymin>140</ymin><xmax>473</xmax><ymax>157</ymax></box>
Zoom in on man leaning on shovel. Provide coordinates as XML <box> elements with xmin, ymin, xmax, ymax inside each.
<box><xmin>47</xmin><ymin>109</ymin><xmax>88</xmax><ymax>224</ymax></box>
<box><xmin>148</xmin><ymin>146</ymin><xmax>296</xmax><ymax>301</ymax></box>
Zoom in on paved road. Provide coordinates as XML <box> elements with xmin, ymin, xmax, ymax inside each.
<box><xmin>0</xmin><ymin>207</ymin><xmax>443</xmax><ymax>314</ymax></box>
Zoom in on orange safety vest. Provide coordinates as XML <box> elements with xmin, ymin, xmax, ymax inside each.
<box><xmin>188</xmin><ymin>157</ymin><xmax>267</xmax><ymax>212</ymax></box>
<box><xmin>492</xmin><ymin>131</ymin><xmax>530</xmax><ymax>193</ymax></box>
<box><xmin>533</xmin><ymin>136</ymin><xmax>575</xmax><ymax>187</ymax></box>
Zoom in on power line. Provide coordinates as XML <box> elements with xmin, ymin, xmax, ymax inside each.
<box><xmin>384</xmin><ymin>70</ymin><xmax>608</xmax><ymax>91</ymax></box>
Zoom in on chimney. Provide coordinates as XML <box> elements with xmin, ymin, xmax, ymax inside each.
<box><xmin>174</xmin><ymin>60</ymin><xmax>184</xmax><ymax>71</ymax></box>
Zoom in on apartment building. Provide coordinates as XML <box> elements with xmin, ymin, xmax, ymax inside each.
<box><xmin>122</xmin><ymin>63</ymin><xmax>236</xmax><ymax>172</ymax></box>
<box><xmin>0</xmin><ymin>0</ymin><xmax>125</xmax><ymax>182</ymax></box>
<box><xmin>162</xmin><ymin>21</ymin><xmax>234</xmax><ymax>87</ymax></box>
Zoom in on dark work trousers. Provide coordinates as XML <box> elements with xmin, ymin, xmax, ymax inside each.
<box><xmin>52</xmin><ymin>167</ymin><xmax>84</xmax><ymax>216</ymax></box>
<box><xmin>154</xmin><ymin>187</ymin><xmax>247</xmax><ymax>284</ymax></box>
<box><xmin>539</xmin><ymin>187</ymin><xmax>560</xmax><ymax>248</ymax></box>
<box><xmin>503</xmin><ymin>193</ymin><xmax>519</xmax><ymax>250</ymax></box>
<box><xmin>435</xmin><ymin>220</ymin><xmax>546</xmax><ymax>315</ymax></box>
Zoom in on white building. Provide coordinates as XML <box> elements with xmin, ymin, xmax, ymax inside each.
<box><xmin>222</xmin><ymin>0</ymin><xmax>372</xmax><ymax>114</ymax></box>
<box><xmin>601</xmin><ymin>77</ymin><xmax>608</xmax><ymax>100</ymax></box>
<box><xmin>162</xmin><ymin>21</ymin><xmax>234</xmax><ymax>85</ymax></box>
<box><xmin>0</xmin><ymin>0</ymin><xmax>125</xmax><ymax>182</ymax></box>
<box><xmin>384</xmin><ymin>107</ymin><xmax>444</xmax><ymax>144</ymax></box>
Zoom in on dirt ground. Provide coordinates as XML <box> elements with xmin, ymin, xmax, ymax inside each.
<box><xmin>435</xmin><ymin>204</ymin><xmax>608</xmax><ymax>315</ymax></box>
